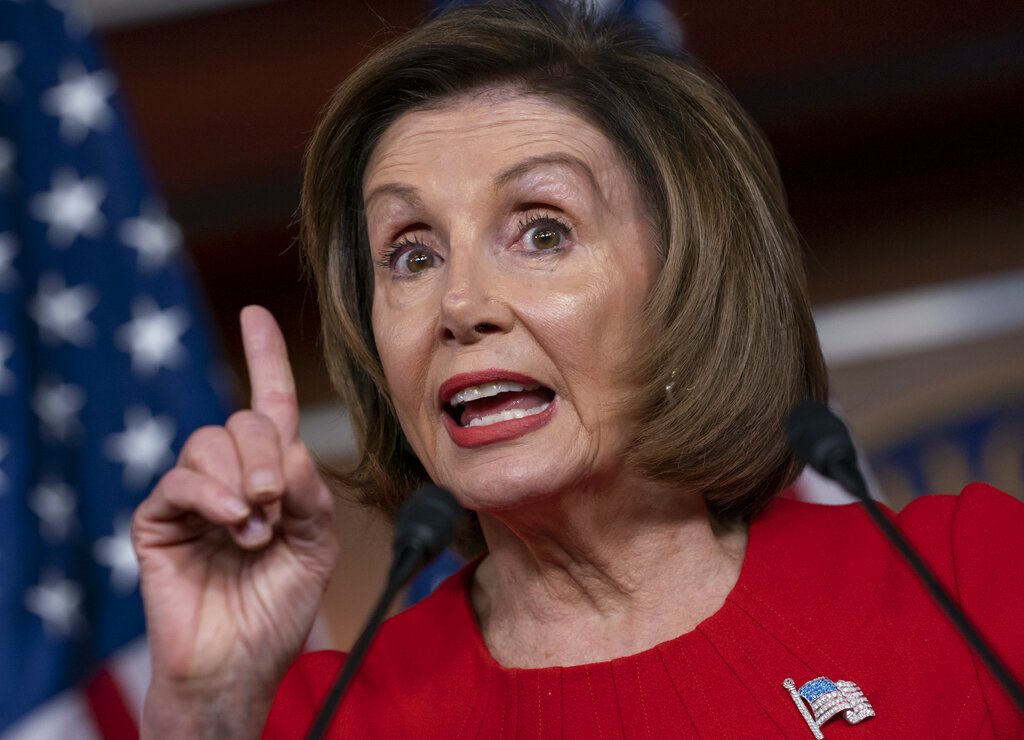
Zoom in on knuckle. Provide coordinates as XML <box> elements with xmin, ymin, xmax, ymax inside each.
<box><xmin>161</xmin><ymin>468</ymin><xmax>230</xmax><ymax>513</ymax></box>
<box><xmin>158</xmin><ymin>466</ymin><xmax>191</xmax><ymax>493</ymax></box>
<box><xmin>191</xmin><ymin>424</ymin><xmax>227</xmax><ymax>445</ymax></box>
<box><xmin>260</xmin><ymin>389</ymin><xmax>297</xmax><ymax>407</ymax></box>
<box><xmin>227</xmin><ymin>410</ymin><xmax>278</xmax><ymax>443</ymax></box>
<box><xmin>180</xmin><ymin>425</ymin><xmax>228</xmax><ymax>462</ymax></box>
<box><xmin>155</xmin><ymin>469</ymin><xmax>195</xmax><ymax>507</ymax></box>
<box><xmin>226</xmin><ymin>409</ymin><xmax>256</xmax><ymax>429</ymax></box>
<box><xmin>196</xmin><ymin>474</ymin><xmax>227</xmax><ymax>501</ymax></box>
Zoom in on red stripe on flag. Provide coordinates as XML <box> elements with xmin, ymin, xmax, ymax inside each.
<box><xmin>83</xmin><ymin>666</ymin><xmax>139</xmax><ymax>740</ymax></box>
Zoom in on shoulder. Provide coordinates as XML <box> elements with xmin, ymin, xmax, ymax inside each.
<box><xmin>741</xmin><ymin>484</ymin><xmax>1024</xmax><ymax>645</ymax></box>
<box><xmin>889</xmin><ymin>483</ymin><xmax>1024</xmax><ymax>593</ymax></box>
<box><xmin>901</xmin><ymin>484</ymin><xmax>1024</xmax><ymax>731</ymax></box>
<box><xmin>746</xmin><ymin>484</ymin><xmax>1024</xmax><ymax>734</ymax></box>
<box><xmin>754</xmin><ymin>482</ymin><xmax>1022</xmax><ymax>565</ymax></box>
<box><xmin>897</xmin><ymin>481</ymin><xmax>1021</xmax><ymax>544</ymax></box>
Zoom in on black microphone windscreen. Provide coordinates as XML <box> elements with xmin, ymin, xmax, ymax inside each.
<box><xmin>393</xmin><ymin>484</ymin><xmax>462</xmax><ymax>560</ymax></box>
<box><xmin>786</xmin><ymin>400</ymin><xmax>857</xmax><ymax>476</ymax></box>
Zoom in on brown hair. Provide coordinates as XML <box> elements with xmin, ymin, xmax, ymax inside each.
<box><xmin>301</xmin><ymin>1</ymin><xmax>827</xmax><ymax>547</ymax></box>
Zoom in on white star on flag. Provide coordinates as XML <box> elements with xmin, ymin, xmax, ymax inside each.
<box><xmin>0</xmin><ymin>137</ymin><xmax>14</xmax><ymax>186</ymax></box>
<box><xmin>93</xmin><ymin>516</ymin><xmax>139</xmax><ymax>594</ymax></box>
<box><xmin>0</xmin><ymin>333</ymin><xmax>14</xmax><ymax>394</ymax></box>
<box><xmin>0</xmin><ymin>231</ymin><xmax>18</xmax><ymax>290</ymax></box>
<box><xmin>120</xmin><ymin>202</ymin><xmax>182</xmax><ymax>272</ymax></box>
<box><xmin>29</xmin><ymin>168</ymin><xmax>106</xmax><ymax>248</ymax></box>
<box><xmin>29</xmin><ymin>479</ymin><xmax>77</xmax><ymax>542</ymax></box>
<box><xmin>33</xmin><ymin>377</ymin><xmax>86</xmax><ymax>441</ymax></box>
<box><xmin>24</xmin><ymin>570</ymin><xmax>86</xmax><ymax>639</ymax></box>
<box><xmin>40</xmin><ymin>61</ymin><xmax>115</xmax><ymax>144</ymax></box>
<box><xmin>28</xmin><ymin>272</ymin><xmax>98</xmax><ymax>346</ymax></box>
<box><xmin>0</xmin><ymin>435</ymin><xmax>9</xmax><ymax>495</ymax></box>
<box><xmin>47</xmin><ymin>0</ymin><xmax>94</xmax><ymax>38</ymax></box>
<box><xmin>0</xmin><ymin>41</ymin><xmax>22</xmax><ymax>100</ymax></box>
<box><xmin>104</xmin><ymin>405</ymin><xmax>176</xmax><ymax>489</ymax></box>
<box><xmin>116</xmin><ymin>297</ymin><xmax>190</xmax><ymax>377</ymax></box>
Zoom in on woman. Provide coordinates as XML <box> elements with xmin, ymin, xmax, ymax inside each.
<box><xmin>132</xmin><ymin>3</ymin><xmax>1024</xmax><ymax>737</ymax></box>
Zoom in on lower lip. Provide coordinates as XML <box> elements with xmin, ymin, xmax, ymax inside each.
<box><xmin>443</xmin><ymin>398</ymin><xmax>558</xmax><ymax>448</ymax></box>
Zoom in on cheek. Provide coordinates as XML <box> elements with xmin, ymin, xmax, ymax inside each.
<box><xmin>526</xmin><ymin>276</ymin><xmax>639</xmax><ymax>388</ymax></box>
<box><xmin>372</xmin><ymin>300</ymin><xmax>435</xmax><ymax>425</ymax></box>
<box><xmin>523</xmin><ymin>250</ymin><xmax>653</xmax><ymax>421</ymax></box>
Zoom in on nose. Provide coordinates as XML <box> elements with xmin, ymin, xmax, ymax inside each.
<box><xmin>438</xmin><ymin>250</ymin><xmax>513</xmax><ymax>344</ymax></box>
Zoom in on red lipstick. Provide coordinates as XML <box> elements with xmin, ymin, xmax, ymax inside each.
<box><xmin>438</xmin><ymin>370</ymin><xmax>544</xmax><ymax>405</ymax></box>
<box><xmin>439</xmin><ymin>369</ymin><xmax>557</xmax><ymax>448</ymax></box>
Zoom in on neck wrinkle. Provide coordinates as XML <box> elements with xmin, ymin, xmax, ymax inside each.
<box><xmin>470</xmin><ymin>474</ymin><xmax>748</xmax><ymax>668</ymax></box>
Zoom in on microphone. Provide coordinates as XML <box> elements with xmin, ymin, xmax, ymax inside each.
<box><xmin>787</xmin><ymin>401</ymin><xmax>1024</xmax><ymax>713</ymax></box>
<box><xmin>389</xmin><ymin>483</ymin><xmax>464</xmax><ymax>591</ymax></box>
<box><xmin>306</xmin><ymin>485</ymin><xmax>463</xmax><ymax>740</ymax></box>
<box><xmin>786</xmin><ymin>400</ymin><xmax>868</xmax><ymax>499</ymax></box>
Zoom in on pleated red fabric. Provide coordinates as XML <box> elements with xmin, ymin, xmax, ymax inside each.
<box><xmin>263</xmin><ymin>484</ymin><xmax>1024</xmax><ymax>738</ymax></box>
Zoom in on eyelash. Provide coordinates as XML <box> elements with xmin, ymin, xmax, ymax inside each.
<box><xmin>376</xmin><ymin>235</ymin><xmax>422</xmax><ymax>270</ymax></box>
<box><xmin>517</xmin><ymin>213</ymin><xmax>573</xmax><ymax>253</ymax></box>
<box><xmin>376</xmin><ymin>212</ymin><xmax>574</xmax><ymax>272</ymax></box>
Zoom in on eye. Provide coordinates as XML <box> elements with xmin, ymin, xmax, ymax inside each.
<box><xmin>519</xmin><ymin>216</ymin><xmax>572</xmax><ymax>253</ymax></box>
<box><xmin>379</xmin><ymin>240</ymin><xmax>441</xmax><ymax>276</ymax></box>
<box><xmin>399</xmin><ymin>246</ymin><xmax>436</xmax><ymax>274</ymax></box>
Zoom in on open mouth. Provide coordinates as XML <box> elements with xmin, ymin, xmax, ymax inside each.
<box><xmin>443</xmin><ymin>381</ymin><xmax>556</xmax><ymax>428</ymax></box>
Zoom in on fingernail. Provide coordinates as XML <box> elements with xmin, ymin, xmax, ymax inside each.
<box><xmin>249</xmin><ymin>469</ymin><xmax>280</xmax><ymax>494</ymax></box>
<box><xmin>224</xmin><ymin>496</ymin><xmax>250</xmax><ymax>520</ymax></box>
<box><xmin>238</xmin><ymin>512</ymin><xmax>267</xmax><ymax>542</ymax></box>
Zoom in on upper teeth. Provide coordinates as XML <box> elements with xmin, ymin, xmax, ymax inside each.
<box><xmin>450</xmin><ymin>381</ymin><xmax>538</xmax><ymax>406</ymax></box>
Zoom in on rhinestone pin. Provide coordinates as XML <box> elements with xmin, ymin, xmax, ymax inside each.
<box><xmin>783</xmin><ymin>676</ymin><xmax>875</xmax><ymax>738</ymax></box>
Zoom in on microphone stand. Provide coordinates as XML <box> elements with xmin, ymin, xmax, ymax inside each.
<box><xmin>788</xmin><ymin>401</ymin><xmax>1024</xmax><ymax>714</ymax></box>
<box><xmin>305</xmin><ymin>554</ymin><xmax>411</xmax><ymax>740</ymax></box>
<box><xmin>306</xmin><ymin>485</ymin><xmax>462</xmax><ymax>740</ymax></box>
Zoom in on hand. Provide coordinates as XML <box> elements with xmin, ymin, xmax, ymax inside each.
<box><xmin>133</xmin><ymin>305</ymin><xmax>338</xmax><ymax>738</ymax></box>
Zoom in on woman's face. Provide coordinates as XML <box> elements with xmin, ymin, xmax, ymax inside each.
<box><xmin>364</xmin><ymin>91</ymin><xmax>659</xmax><ymax>512</ymax></box>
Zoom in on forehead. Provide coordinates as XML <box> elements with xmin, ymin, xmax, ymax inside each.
<box><xmin>363</xmin><ymin>90</ymin><xmax>627</xmax><ymax>197</ymax></box>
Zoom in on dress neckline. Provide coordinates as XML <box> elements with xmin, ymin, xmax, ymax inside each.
<box><xmin>448</xmin><ymin>496</ymin><xmax>787</xmax><ymax>676</ymax></box>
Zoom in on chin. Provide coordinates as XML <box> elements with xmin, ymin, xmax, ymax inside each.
<box><xmin>439</xmin><ymin>457</ymin><xmax>582</xmax><ymax>515</ymax></box>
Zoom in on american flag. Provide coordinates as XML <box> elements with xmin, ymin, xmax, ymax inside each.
<box><xmin>0</xmin><ymin>1</ymin><xmax>232</xmax><ymax>736</ymax></box>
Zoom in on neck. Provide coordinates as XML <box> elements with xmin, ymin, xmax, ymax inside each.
<box><xmin>471</xmin><ymin>473</ymin><xmax>748</xmax><ymax>668</ymax></box>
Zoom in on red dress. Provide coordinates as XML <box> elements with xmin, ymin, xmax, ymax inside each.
<box><xmin>263</xmin><ymin>484</ymin><xmax>1024</xmax><ymax>738</ymax></box>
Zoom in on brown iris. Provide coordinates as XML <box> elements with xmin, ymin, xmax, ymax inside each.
<box><xmin>529</xmin><ymin>224</ymin><xmax>562</xmax><ymax>250</ymax></box>
<box><xmin>405</xmin><ymin>248</ymin><xmax>433</xmax><ymax>272</ymax></box>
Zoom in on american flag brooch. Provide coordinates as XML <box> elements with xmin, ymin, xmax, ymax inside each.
<box><xmin>783</xmin><ymin>676</ymin><xmax>876</xmax><ymax>738</ymax></box>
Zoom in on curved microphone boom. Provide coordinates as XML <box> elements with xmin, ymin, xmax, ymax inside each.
<box><xmin>787</xmin><ymin>400</ymin><xmax>1024</xmax><ymax>714</ymax></box>
<box><xmin>306</xmin><ymin>485</ymin><xmax>463</xmax><ymax>740</ymax></box>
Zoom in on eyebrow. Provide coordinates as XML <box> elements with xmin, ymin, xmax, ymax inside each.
<box><xmin>494</xmin><ymin>152</ymin><xmax>604</xmax><ymax>201</ymax></box>
<box><xmin>363</xmin><ymin>182</ymin><xmax>423</xmax><ymax>210</ymax></box>
<box><xmin>363</xmin><ymin>152</ymin><xmax>605</xmax><ymax>211</ymax></box>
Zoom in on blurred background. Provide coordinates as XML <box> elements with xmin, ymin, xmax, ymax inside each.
<box><xmin>2</xmin><ymin>0</ymin><xmax>1022</xmax><ymax>736</ymax></box>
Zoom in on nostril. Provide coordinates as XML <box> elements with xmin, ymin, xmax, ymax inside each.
<box><xmin>439</xmin><ymin>320</ymin><xmax>503</xmax><ymax>343</ymax></box>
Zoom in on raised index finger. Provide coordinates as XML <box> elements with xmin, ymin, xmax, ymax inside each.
<box><xmin>240</xmin><ymin>305</ymin><xmax>299</xmax><ymax>444</ymax></box>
